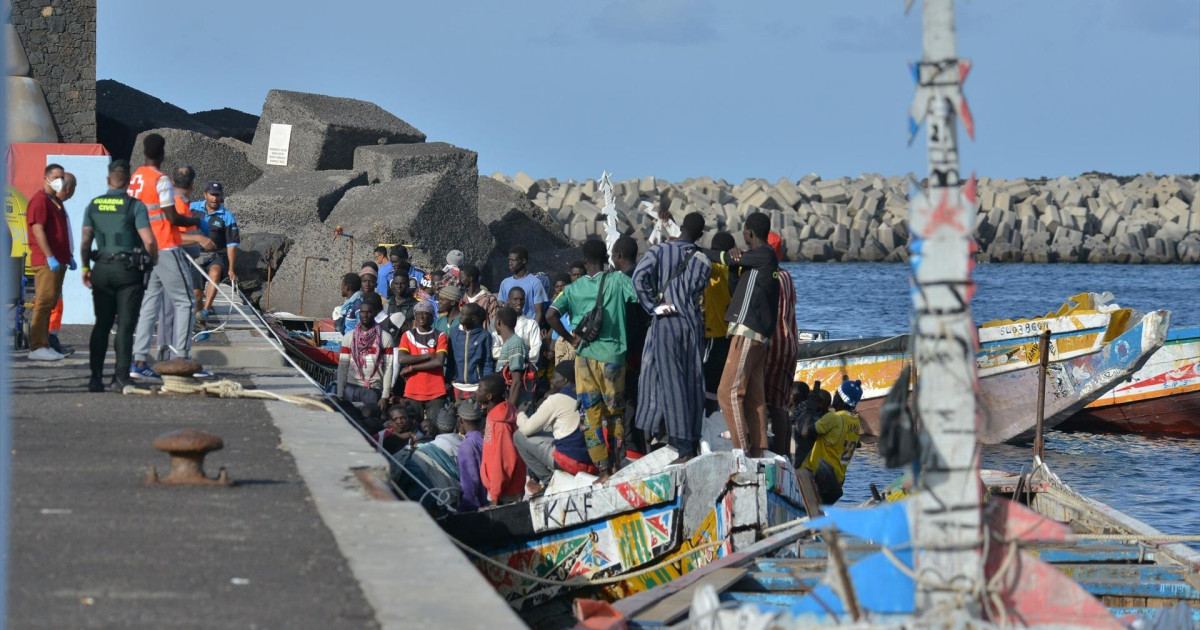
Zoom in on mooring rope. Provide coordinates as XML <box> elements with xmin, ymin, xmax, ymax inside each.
<box><xmin>121</xmin><ymin>373</ymin><xmax>333</xmax><ymax>412</ymax></box>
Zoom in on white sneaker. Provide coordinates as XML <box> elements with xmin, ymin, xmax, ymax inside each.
<box><xmin>28</xmin><ymin>347</ymin><xmax>64</xmax><ymax>362</ymax></box>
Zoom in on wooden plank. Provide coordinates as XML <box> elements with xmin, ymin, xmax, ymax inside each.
<box><xmin>613</xmin><ymin>525</ymin><xmax>814</xmax><ymax>619</ymax></box>
<box><xmin>633</xmin><ymin>568</ymin><xmax>748</xmax><ymax>626</ymax></box>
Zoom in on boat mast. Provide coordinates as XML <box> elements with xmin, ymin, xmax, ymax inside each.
<box><xmin>907</xmin><ymin>0</ymin><xmax>983</xmax><ymax>618</ymax></box>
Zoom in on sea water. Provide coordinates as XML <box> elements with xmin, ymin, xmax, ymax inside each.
<box><xmin>783</xmin><ymin>262</ymin><xmax>1200</xmax><ymax>539</ymax></box>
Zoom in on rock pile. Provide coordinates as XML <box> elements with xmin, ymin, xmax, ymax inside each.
<box><xmin>492</xmin><ymin>172</ymin><xmax>1200</xmax><ymax>264</ymax></box>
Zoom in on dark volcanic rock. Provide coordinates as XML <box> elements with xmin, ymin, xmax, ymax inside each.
<box><xmin>97</xmin><ymin>79</ymin><xmax>218</xmax><ymax>160</ymax></box>
<box><xmin>132</xmin><ymin>128</ymin><xmax>263</xmax><ymax>201</ymax></box>
<box><xmin>250</xmin><ymin>90</ymin><xmax>426</xmax><ymax>171</ymax></box>
<box><xmin>191</xmin><ymin>107</ymin><xmax>259</xmax><ymax>144</ymax></box>
<box><xmin>226</xmin><ymin>170</ymin><xmax>367</xmax><ymax>229</ymax></box>
<box><xmin>234</xmin><ymin>232</ymin><xmax>292</xmax><ymax>310</ymax></box>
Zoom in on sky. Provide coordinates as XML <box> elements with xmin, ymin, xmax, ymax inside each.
<box><xmin>98</xmin><ymin>0</ymin><xmax>1200</xmax><ymax>184</ymax></box>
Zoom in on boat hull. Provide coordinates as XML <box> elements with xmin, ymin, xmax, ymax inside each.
<box><xmin>1063</xmin><ymin>328</ymin><xmax>1200</xmax><ymax>436</ymax></box>
<box><xmin>796</xmin><ymin>308</ymin><xmax>1170</xmax><ymax>444</ymax></box>
<box><xmin>440</xmin><ymin>449</ymin><xmax>810</xmax><ymax>611</ymax></box>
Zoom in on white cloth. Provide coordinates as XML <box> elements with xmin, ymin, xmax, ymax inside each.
<box><xmin>517</xmin><ymin>392</ymin><xmax>582</xmax><ymax>439</ymax></box>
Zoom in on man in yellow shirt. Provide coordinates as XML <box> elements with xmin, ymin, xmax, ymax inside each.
<box><xmin>803</xmin><ymin>379</ymin><xmax>863</xmax><ymax>504</ymax></box>
<box><xmin>702</xmin><ymin>231</ymin><xmax>734</xmax><ymax>401</ymax></box>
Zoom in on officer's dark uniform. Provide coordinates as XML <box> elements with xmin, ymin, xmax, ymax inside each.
<box><xmin>84</xmin><ymin>177</ymin><xmax>151</xmax><ymax>389</ymax></box>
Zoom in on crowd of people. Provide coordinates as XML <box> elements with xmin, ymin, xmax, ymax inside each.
<box><xmin>331</xmin><ymin>211</ymin><xmax>865</xmax><ymax>511</ymax></box>
<box><xmin>24</xmin><ymin>132</ymin><xmax>863</xmax><ymax>510</ymax></box>
<box><xmin>24</xmin><ymin>134</ymin><xmax>242</xmax><ymax>392</ymax></box>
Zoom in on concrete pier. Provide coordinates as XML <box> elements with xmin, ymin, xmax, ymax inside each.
<box><xmin>7</xmin><ymin>299</ymin><xmax>523</xmax><ymax>628</ymax></box>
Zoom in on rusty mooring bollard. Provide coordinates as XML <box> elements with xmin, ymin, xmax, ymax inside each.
<box><xmin>146</xmin><ymin>429</ymin><xmax>233</xmax><ymax>486</ymax></box>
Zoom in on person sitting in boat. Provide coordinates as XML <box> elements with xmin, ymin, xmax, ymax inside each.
<box><xmin>792</xmin><ymin>381</ymin><xmax>832</xmax><ymax>466</ymax></box>
<box><xmin>389</xmin><ymin>402</ymin><xmax>464</xmax><ymax>512</ymax></box>
<box><xmin>334</xmin><ymin>273</ymin><xmax>363</xmax><ymax>335</ymax></box>
<box><xmin>476</xmin><ymin>374</ymin><xmax>527</xmax><ymax>506</ymax></box>
<box><xmin>456</xmin><ymin>400</ymin><xmax>488</xmax><ymax>511</ymax></box>
<box><xmin>514</xmin><ymin>360</ymin><xmax>596</xmax><ymax>496</ymax></box>
<box><xmin>802</xmin><ymin>379</ymin><xmax>863</xmax><ymax>504</ymax></box>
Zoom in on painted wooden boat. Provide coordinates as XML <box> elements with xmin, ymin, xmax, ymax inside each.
<box><xmin>604</xmin><ymin>465</ymin><xmax>1200</xmax><ymax>628</ymax></box>
<box><xmin>1063</xmin><ymin>325</ymin><xmax>1200</xmax><ymax>436</ymax></box>
<box><xmin>792</xmin><ymin>293</ymin><xmax>1171</xmax><ymax>443</ymax></box>
<box><xmin>265</xmin><ymin>315</ymin><xmax>340</xmax><ymax>367</ymax></box>
<box><xmin>437</xmin><ymin>448</ymin><xmax>812</xmax><ymax>612</ymax></box>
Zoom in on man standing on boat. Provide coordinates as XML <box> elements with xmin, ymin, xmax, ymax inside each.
<box><xmin>632</xmin><ymin>213</ymin><xmax>712</xmax><ymax>463</ymax></box>
<box><xmin>802</xmin><ymin>379</ymin><xmax>863</xmax><ymax>504</ymax></box>
<box><xmin>714</xmin><ymin>212</ymin><xmax>779</xmax><ymax>458</ymax></box>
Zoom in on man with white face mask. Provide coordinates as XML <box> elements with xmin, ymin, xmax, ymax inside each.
<box><xmin>26</xmin><ymin>164</ymin><xmax>77</xmax><ymax>361</ymax></box>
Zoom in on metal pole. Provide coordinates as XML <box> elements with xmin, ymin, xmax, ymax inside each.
<box><xmin>908</xmin><ymin>0</ymin><xmax>983</xmax><ymax>619</ymax></box>
<box><xmin>1034</xmin><ymin>329</ymin><xmax>1051</xmax><ymax>461</ymax></box>
<box><xmin>300</xmin><ymin>256</ymin><xmax>328</xmax><ymax>316</ymax></box>
<box><xmin>0</xmin><ymin>4</ymin><xmax>11</xmax><ymax>623</ymax></box>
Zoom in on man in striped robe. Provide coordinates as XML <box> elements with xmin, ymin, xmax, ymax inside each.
<box><xmin>632</xmin><ymin>213</ymin><xmax>713</xmax><ymax>463</ymax></box>
<box><xmin>764</xmin><ymin>264</ymin><xmax>799</xmax><ymax>457</ymax></box>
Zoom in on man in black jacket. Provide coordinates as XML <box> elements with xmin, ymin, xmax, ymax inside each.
<box><xmin>714</xmin><ymin>212</ymin><xmax>779</xmax><ymax>457</ymax></box>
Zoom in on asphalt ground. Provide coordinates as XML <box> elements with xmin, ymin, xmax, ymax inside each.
<box><xmin>6</xmin><ymin>325</ymin><xmax>378</xmax><ymax>629</ymax></box>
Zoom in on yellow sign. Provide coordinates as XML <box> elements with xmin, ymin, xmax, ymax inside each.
<box><xmin>5</xmin><ymin>185</ymin><xmax>34</xmax><ymax>274</ymax></box>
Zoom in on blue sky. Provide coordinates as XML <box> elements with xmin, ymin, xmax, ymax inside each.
<box><xmin>98</xmin><ymin>0</ymin><xmax>1199</xmax><ymax>183</ymax></box>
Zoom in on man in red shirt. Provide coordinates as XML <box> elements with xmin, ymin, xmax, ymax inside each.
<box><xmin>476</xmin><ymin>374</ymin><xmax>526</xmax><ymax>505</ymax></box>
<box><xmin>393</xmin><ymin>301</ymin><xmax>449</xmax><ymax>423</ymax></box>
<box><xmin>26</xmin><ymin>165</ymin><xmax>77</xmax><ymax>361</ymax></box>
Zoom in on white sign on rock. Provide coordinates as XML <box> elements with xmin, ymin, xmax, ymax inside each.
<box><xmin>266</xmin><ymin>123</ymin><xmax>292</xmax><ymax>166</ymax></box>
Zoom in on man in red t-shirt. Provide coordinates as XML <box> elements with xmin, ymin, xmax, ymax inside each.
<box><xmin>477</xmin><ymin>374</ymin><xmax>527</xmax><ymax>505</ymax></box>
<box><xmin>26</xmin><ymin>164</ymin><xmax>77</xmax><ymax>361</ymax></box>
<box><xmin>393</xmin><ymin>301</ymin><xmax>449</xmax><ymax>423</ymax></box>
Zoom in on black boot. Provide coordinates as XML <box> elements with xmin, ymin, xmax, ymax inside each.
<box><xmin>88</xmin><ymin>375</ymin><xmax>104</xmax><ymax>392</ymax></box>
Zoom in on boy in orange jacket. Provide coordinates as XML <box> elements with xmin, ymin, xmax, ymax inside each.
<box><xmin>476</xmin><ymin>374</ymin><xmax>527</xmax><ymax>504</ymax></box>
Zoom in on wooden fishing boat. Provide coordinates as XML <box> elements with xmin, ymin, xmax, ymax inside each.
<box><xmin>437</xmin><ymin>448</ymin><xmax>812</xmax><ymax>612</ymax></box>
<box><xmin>792</xmin><ymin>293</ymin><xmax>1171</xmax><ymax>443</ymax></box>
<box><xmin>1063</xmin><ymin>325</ymin><xmax>1200</xmax><ymax>436</ymax></box>
<box><xmin>264</xmin><ymin>314</ymin><xmax>340</xmax><ymax>367</ymax></box>
<box><xmin>602</xmin><ymin>464</ymin><xmax>1200</xmax><ymax>628</ymax></box>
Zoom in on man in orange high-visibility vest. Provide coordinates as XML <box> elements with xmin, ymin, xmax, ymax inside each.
<box><xmin>127</xmin><ymin>133</ymin><xmax>201</xmax><ymax>380</ymax></box>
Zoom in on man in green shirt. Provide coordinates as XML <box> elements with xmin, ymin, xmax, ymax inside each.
<box><xmin>79</xmin><ymin>160</ymin><xmax>158</xmax><ymax>392</ymax></box>
<box><xmin>547</xmin><ymin>240</ymin><xmax>637</xmax><ymax>480</ymax></box>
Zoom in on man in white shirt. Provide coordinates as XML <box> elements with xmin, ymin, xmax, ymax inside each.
<box><xmin>492</xmin><ymin>285</ymin><xmax>540</xmax><ymax>367</ymax></box>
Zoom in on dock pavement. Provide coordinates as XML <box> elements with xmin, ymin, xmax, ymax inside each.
<box><xmin>6</xmin><ymin>297</ymin><xmax>524</xmax><ymax>629</ymax></box>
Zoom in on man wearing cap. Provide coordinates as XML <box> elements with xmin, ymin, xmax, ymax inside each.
<box><xmin>631</xmin><ymin>212</ymin><xmax>712</xmax><ymax>463</ymax></box>
<box><xmin>434</xmin><ymin>284</ymin><xmax>462</xmax><ymax>334</ymax></box>
<box><xmin>79</xmin><ymin>160</ymin><xmax>157</xmax><ymax>391</ymax></box>
<box><xmin>802</xmin><ymin>379</ymin><xmax>863</xmax><ymax>504</ymax></box>
<box><xmin>189</xmin><ymin>181</ymin><xmax>239</xmax><ymax>321</ymax></box>
<box><xmin>393</xmin><ymin>299</ymin><xmax>449</xmax><ymax>424</ymax></box>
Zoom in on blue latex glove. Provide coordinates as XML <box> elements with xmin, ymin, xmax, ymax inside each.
<box><xmin>46</xmin><ymin>256</ymin><xmax>61</xmax><ymax>272</ymax></box>
<box><xmin>68</xmin><ymin>258</ymin><xmax>78</xmax><ymax>271</ymax></box>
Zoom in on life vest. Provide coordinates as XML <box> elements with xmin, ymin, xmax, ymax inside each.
<box><xmin>129</xmin><ymin>165</ymin><xmax>181</xmax><ymax>250</ymax></box>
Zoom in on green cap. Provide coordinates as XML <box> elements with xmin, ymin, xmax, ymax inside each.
<box><xmin>108</xmin><ymin>159</ymin><xmax>130</xmax><ymax>174</ymax></box>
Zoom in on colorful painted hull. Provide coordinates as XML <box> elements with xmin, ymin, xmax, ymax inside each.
<box><xmin>439</xmin><ymin>448</ymin><xmax>809</xmax><ymax>611</ymax></box>
<box><xmin>793</xmin><ymin>303</ymin><xmax>1170</xmax><ymax>443</ymax></box>
<box><xmin>1064</xmin><ymin>327</ymin><xmax>1200</xmax><ymax>436</ymax></box>
<box><xmin>268</xmin><ymin>316</ymin><xmax>339</xmax><ymax>366</ymax></box>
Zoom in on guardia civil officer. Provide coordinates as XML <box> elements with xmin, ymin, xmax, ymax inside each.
<box><xmin>79</xmin><ymin>160</ymin><xmax>158</xmax><ymax>392</ymax></box>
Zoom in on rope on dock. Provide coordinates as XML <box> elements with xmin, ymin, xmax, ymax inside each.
<box><xmin>120</xmin><ymin>374</ymin><xmax>334</xmax><ymax>412</ymax></box>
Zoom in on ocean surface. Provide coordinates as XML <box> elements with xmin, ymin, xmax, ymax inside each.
<box><xmin>784</xmin><ymin>262</ymin><xmax>1200</xmax><ymax>541</ymax></box>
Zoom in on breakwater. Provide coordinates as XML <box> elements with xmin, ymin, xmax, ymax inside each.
<box><xmin>492</xmin><ymin>172</ymin><xmax>1200</xmax><ymax>264</ymax></box>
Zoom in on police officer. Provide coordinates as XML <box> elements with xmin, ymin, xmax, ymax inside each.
<box><xmin>79</xmin><ymin>160</ymin><xmax>158</xmax><ymax>392</ymax></box>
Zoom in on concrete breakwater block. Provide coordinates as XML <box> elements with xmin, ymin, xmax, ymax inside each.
<box><xmin>476</xmin><ymin>176</ymin><xmax>575</xmax><ymax>256</ymax></box>
<box><xmin>191</xmin><ymin>107</ymin><xmax>259</xmax><ymax>145</ymax></box>
<box><xmin>5</xmin><ymin>76</ymin><xmax>56</xmax><ymax>143</ymax></box>
<box><xmin>133</xmin><ymin>128</ymin><xmax>263</xmax><ymax>201</ymax></box>
<box><xmin>97</xmin><ymin>79</ymin><xmax>219</xmax><ymax>161</ymax></box>
<box><xmin>503</xmin><ymin>171</ymin><xmax>1198</xmax><ymax>264</ymax></box>
<box><xmin>228</xmin><ymin>169</ymin><xmax>367</xmax><ymax>228</ymax></box>
<box><xmin>251</xmin><ymin>90</ymin><xmax>426</xmax><ymax>171</ymax></box>
<box><xmin>354</xmin><ymin>142</ymin><xmax>474</xmax><ymax>185</ymax></box>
